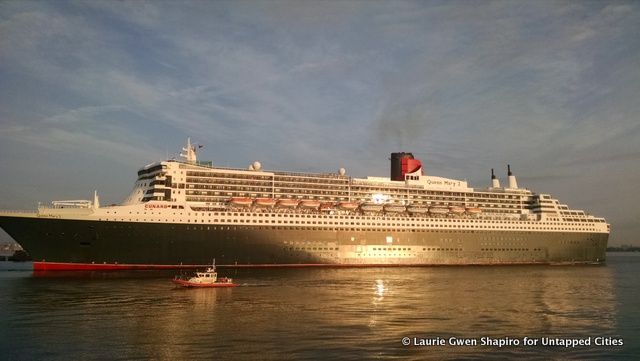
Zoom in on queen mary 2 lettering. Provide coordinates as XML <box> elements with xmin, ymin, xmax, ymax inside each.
<box><xmin>0</xmin><ymin>139</ymin><xmax>609</xmax><ymax>271</ymax></box>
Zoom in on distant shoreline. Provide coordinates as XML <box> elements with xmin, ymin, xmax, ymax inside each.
<box><xmin>607</xmin><ymin>247</ymin><xmax>640</xmax><ymax>252</ymax></box>
<box><xmin>0</xmin><ymin>261</ymin><xmax>32</xmax><ymax>271</ymax></box>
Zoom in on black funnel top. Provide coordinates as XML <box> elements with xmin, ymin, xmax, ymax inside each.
<box><xmin>390</xmin><ymin>152</ymin><xmax>414</xmax><ymax>181</ymax></box>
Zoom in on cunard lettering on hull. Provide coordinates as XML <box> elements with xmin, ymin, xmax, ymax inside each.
<box><xmin>0</xmin><ymin>139</ymin><xmax>610</xmax><ymax>271</ymax></box>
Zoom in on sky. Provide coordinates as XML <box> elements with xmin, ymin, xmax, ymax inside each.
<box><xmin>0</xmin><ymin>0</ymin><xmax>639</xmax><ymax>245</ymax></box>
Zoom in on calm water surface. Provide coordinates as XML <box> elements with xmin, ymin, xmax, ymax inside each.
<box><xmin>1</xmin><ymin>253</ymin><xmax>638</xmax><ymax>360</ymax></box>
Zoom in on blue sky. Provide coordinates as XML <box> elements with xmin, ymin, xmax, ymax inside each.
<box><xmin>0</xmin><ymin>0</ymin><xmax>638</xmax><ymax>245</ymax></box>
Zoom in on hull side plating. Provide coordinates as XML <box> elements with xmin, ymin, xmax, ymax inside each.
<box><xmin>0</xmin><ymin>216</ymin><xmax>608</xmax><ymax>269</ymax></box>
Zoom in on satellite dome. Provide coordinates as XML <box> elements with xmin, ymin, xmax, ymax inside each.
<box><xmin>339</xmin><ymin>168</ymin><xmax>346</xmax><ymax>176</ymax></box>
<box><xmin>253</xmin><ymin>161</ymin><xmax>262</xmax><ymax>171</ymax></box>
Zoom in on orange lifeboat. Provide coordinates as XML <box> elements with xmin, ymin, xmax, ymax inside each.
<box><xmin>384</xmin><ymin>204</ymin><xmax>406</xmax><ymax>213</ymax></box>
<box><xmin>299</xmin><ymin>200</ymin><xmax>321</xmax><ymax>209</ymax></box>
<box><xmin>337</xmin><ymin>201</ymin><xmax>359</xmax><ymax>211</ymax></box>
<box><xmin>361</xmin><ymin>202</ymin><xmax>383</xmax><ymax>212</ymax></box>
<box><xmin>228</xmin><ymin>197</ymin><xmax>252</xmax><ymax>207</ymax></box>
<box><xmin>449</xmin><ymin>206</ymin><xmax>465</xmax><ymax>214</ymax></box>
<box><xmin>466</xmin><ymin>207</ymin><xmax>482</xmax><ymax>215</ymax></box>
<box><xmin>277</xmin><ymin>199</ymin><xmax>299</xmax><ymax>208</ymax></box>
<box><xmin>255</xmin><ymin>198</ymin><xmax>276</xmax><ymax>207</ymax></box>
<box><xmin>407</xmin><ymin>206</ymin><xmax>428</xmax><ymax>214</ymax></box>
<box><xmin>429</xmin><ymin>207</ymin><xmax>449</xmax><ymax>215</ymax></box>
<box><xmin>319</xmin><ymin>202</ymin><xmax>334</xmax><ymax>209</ymax></box>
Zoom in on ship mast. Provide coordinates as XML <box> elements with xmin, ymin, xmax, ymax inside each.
<box><xmin>180</xmin><ymin>137</ymin><xmax>198</xmax><ymax>163</ymax></box>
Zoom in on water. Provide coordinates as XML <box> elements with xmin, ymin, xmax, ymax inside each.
<box><xmin>0</xmin><ymin>254</ymin><xmax>638</xmax><ymax>360</ymax></box>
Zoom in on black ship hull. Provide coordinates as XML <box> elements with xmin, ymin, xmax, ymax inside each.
<box><xmin>0</xmin><ymin>215</ymin><xmax>608</xmax><ymax>271</ymax></box>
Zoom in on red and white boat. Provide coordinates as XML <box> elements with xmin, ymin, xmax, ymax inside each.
<box><xmin>172</xmin><ymin>263</ymin><xmax>236</xmax><ymax>288</ymax></box>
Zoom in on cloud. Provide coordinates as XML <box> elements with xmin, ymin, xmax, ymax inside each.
<box><xmin>0</xmin><ymin>0</ymin><xmax>639</xmax><ymax>243</ymax></box>
<box><xmin>370</xmin><ymin>2</ymin><xmax>640</xmax><ymax>162</ymax></box>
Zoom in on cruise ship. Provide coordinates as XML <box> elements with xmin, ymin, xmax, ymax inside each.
<box><xmin>0</xmin><ymin>139</ymin><xmax>609</xmax><ymax>271</ymax></box>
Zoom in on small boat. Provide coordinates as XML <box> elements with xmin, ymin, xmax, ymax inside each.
<box><xmin>299</xmin><ymin>200</ymin><xmax>321</xmax><ymax>209</ymax></box>
<box><xmin>337</xmin><ymin>201</ymin><xmax>359</xmax><ymax>211</ymax></box>
<box><xmin>466</xmin><ymin>207</ymin><xmax>482</xmax><ymax>215</ymax></box>
<box><xmin>361</xmin><ymin>202</ymin><xmax>383</xmax><ymax>212</ymax></box>
<box><xmin>407</xmin><ymin>206</ymin><xmax>429</xmax><ymax>214</ymax></box>
<box><xmin>449</xmin><ymin>206</ymin><xmax>466</xmax><ymax>214</ymax></box>
<box><xmin>255</xmin><ymin>198</ymin><xmax>276</xmax><ymax>207</ymax></box>
<box><xmin>319</xmin><ymin>202</ymin><xmax>335</xmax><ymax>211</ymax></box>
<box><xmin>384</xmin><ymin>204</ymin><xmax>406</xmax><ymax>213</ymax></box>
<box><xmin>277</xmin><ymin>199</ymin><xmax>299</xmax><ymax>208</ymax></box>
<box><xmin>228</xmin><ymin>197</ymin><xmax>252</xmax><ymax>207</ymax></box>
<box><xmin>429</xmin><ymin>207</ymin><xmax>449</xmax><ymax>214</ymax></box>
<box><xmin>172</xmin><ymin>262</ymin><xmax>236</xmax><ymax>288</ymax></box>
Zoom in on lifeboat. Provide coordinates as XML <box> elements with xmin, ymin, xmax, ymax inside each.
<box><xmin>466</xmin><ymin>207</ymin><xmax>482</xmax><ymax>215</ymax></box>
<box><xmin>428</xmin><ymin>207</ymin><xmax>449</xmax><ymax>215</ymax></box>
<box><xmin>255</xmin><ymin>198</ymin><xmax>276</xmax><ymax>207</ymax></box>
<box><xmin>337</xmin><ymin>201</ymin><xmax>359</xmax><ymax>211</ymax></box>
<box><xmin>361</xmin><ymin>203</ymin><xmax>383</xmax><ymax>212</ymax></box>
<box><xmin>228</xmin><ymin>197</ymin><xmax>252</xmax><ymax>207</ymax></box>
<box><xmin>449</xmin><ymin>206</ymin><xmax>466</xmax><ymax>214</ymax></box>
<box><xmin>299</xmin><ymin>200</ymin><xmax>321</xmax><ymax>209</ymax></box>
<box><xmin>277</xmin><ymin>199</ymin><xmax>299</xmax><ymax>208</ymax></box>
<box><xmin>407</xmin><ymin>206</ymin><xmax>429</xmax><ymax>214</ymax></box>
<box><xmin>384</xmin><ymin>204</ymin><xmax>406</xmax><ymax>213</ymax></box>
<box><xmin>319</xmin><ymin>202</ymin><xmax>335</xmax><ymax>211</ymax></box>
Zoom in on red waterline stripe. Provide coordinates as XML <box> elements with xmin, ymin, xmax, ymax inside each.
<box><xmin>32</xmin><ymin>260</ymin><xmax>557</xmax><ymax>272</ymax></box>
<box><xmin>33</xmin><ymin>262</ymin><xmax>211</xmax><ymax>271</ymax></box>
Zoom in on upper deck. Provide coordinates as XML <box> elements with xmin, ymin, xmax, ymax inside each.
<box><xmin>119</xmin><ymin>140</ymin><xmax>606</xmax><ymax>226</ymax></box>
